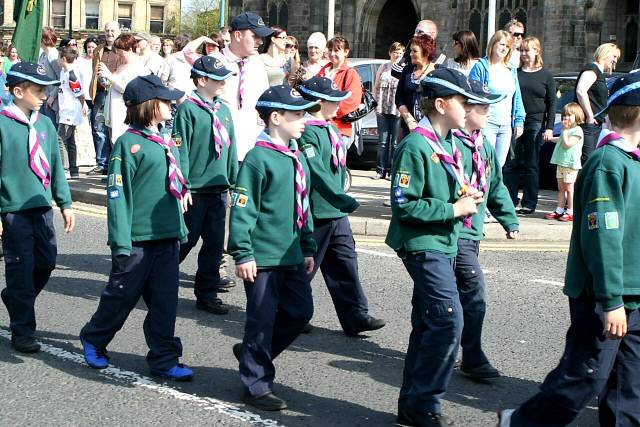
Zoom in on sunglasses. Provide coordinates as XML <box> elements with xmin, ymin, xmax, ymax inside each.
<box><xmin>512</xmin><ymin>32</ymin><xmax>524</xmax><ymax>38</ymax></box>
<box><xmin>286</xmin><ymin>44</ymin><xmax>297</xmax><ymax>49</ymax></box>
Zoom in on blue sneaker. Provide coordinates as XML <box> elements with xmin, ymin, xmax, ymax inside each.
<box><xmin>151</xmin><ymin>364</ymin><xmax>194</xmax><ymax>381</ymax></box>
<box><xmin>82</xmin><ymin>339</ymin><xmax>109</xmax><ymax>369</ymax></box>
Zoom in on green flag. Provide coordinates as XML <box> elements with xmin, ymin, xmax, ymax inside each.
<box><xmin>12</xmin><ymin>0</ymin><xmax>44</xmax><ymax>63</ymax></box>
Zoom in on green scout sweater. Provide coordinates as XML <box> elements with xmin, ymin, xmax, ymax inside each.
<box><xmin>107</xmin><ymin>127</ymin><xmax>188</xmax><ymax>256</ymax></box>
<box><xmin>228</xmin><ymin>142</ymin><xmax>316</xmax><ymax>268</ymax></box>
<box><xmin>0</xmin><ymin>113</ymin><xmax>72</xmax><ymax>213</ymax></box>
<box><xmin>385</xmin><ymin>130</ymin><xmax>462</xmax><ymax>257</ymax></box>
<box><xmin>173</xmin><ymin>96</ymin><xmax>238</xmax><ymax>193</ymax></box>
<box><xmin>298</xmin><ymin>123</ymin><xmax>359</xmax><ymax>220</ymax></box>
<box><xmin>455</xmin><ymin>132</ymin><xmax>519</xmax><ymax>240</ymax></box>
<box><xmin>564</xmin><ymin>144</ymin><xmax>640</xmax><ymax>310</ymax></box>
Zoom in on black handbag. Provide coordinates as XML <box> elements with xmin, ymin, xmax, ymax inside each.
<box><xmin>342</xmin><ymin>88</ymin><xmax>378</xmax><ymax>123</ymax></box>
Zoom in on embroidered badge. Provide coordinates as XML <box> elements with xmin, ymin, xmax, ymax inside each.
<box><xmin>431</xmin><ymin>153</ymin><xmax>440</xmax><ymax>164</ymax></box>
<box><xmin>237</xmin><ymin>194</ymin><xmax>248</xmax><ymax>207</ymax></box>
<box><xmin>37</xmin><ymin>65</ymin><xmax>46</xmax><ymax>75</ymax></box>
<box><xmin>174</xmin><ymin>135</ymin><xmax>182</xmax><ymax>147</ymax></box>
<box><xmin>589</xmin><ymin>196</ymin><xmax>610</xmax><ymax>204</ymax></box>
<box><xmin>130</xmin><ymin>144</ymin><xmax>141</xmax><ymax>154</ymax></box>
<box><xmin>604</xmin><ymin>212</ymin><xmax>619</xmax><ymax>230</ymax></box>
<box><xmin>394</xmin><ymin>187</ymin><xmax>407</xmax><ymax>205</ymax></box>
<box><xmin>587</xmin><ymin>212</ymin><xmax>599</xmax><ymax>230</ymax></box>
<box><xmin>116</xmin><ymin>174</ymin><xmax>123</xmax><ymax>186</ymax></box>
<box><xmin>108</xmin><ymin>189</ymin><xmax>120</xmax><ymax>199</ymax></box>
<box><xmin>290</xmin><ymin>88</ymin><xmax>302</xmax><ymax>98</ymax></box>
<box><xmin>108</xmin><ymin>174</ymin><xmax>115</xmax><ymax>186</ymax></box>
<box><xmin>230</xmin><ymin>192</ymin><xmax>239</xmax><ymax>206</ymax></box>
<box><xmin>399</xmin><ymin>174</ymin><xmax>411</xmax><ymax>188</ymax></box>
<box><xmin>304</xmin><ymin>146</ymin><xmax>315</xmax><ymax>158</ymax></box>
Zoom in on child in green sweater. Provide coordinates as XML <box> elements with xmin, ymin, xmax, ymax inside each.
<box><xmin>0</xmin><ymin>62</ymin><xmax>75</xmax><ymax>354</ymax></box>
<box><xmin>228</xmin><ymin>85</ymin><xmax>318</xmax><ymax>411</ymax></box>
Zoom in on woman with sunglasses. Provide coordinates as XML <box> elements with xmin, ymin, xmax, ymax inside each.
<box><xmin>259</xmin><ymin>26</ymin><xmax>290</xmax><ymax>86</ymax></box>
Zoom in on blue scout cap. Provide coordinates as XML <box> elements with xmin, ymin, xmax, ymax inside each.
<box><xmin>467</xmin><ymin>79</ymin><xmax>507</xmax><ymax>105</ymax></box>
<box><xmin>230</xmin><ymin>12</ymin><xmax>275</xmax><ymax>38</ymax></box>
<box><xmin>596</xmin><ymin>72</ymin><xmax>640</xmax><ymax>116</ymax></box>
<box><xmin>256</xmin><ymin>85</ymin><xmax>320</xmax><ymax>111</ymax></box>
<box><xmin>298</xmin><ymin>76</ymin><xmax>352</xmax><ymax>102</ymax></box>
<box><xmin>191</xmin><ymin>56</ymin><xmax>236</xmax><ymax>81</ymax></box>
<box><xmin>123</xmin><ymin>74</ymin><xmax>185</xmax><ymax>106</ymax></box>
<box><xmin>6</xmin><ymin>62</ymin><xmax>60</xmax><ymax>86</ymax></box>
<box><xmin>421</xmin><ymin>68</ymin><xmax>484</xmax><ymax>102</ymax></box>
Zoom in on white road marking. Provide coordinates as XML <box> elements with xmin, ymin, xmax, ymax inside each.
<box><xmin>531</xmin><ymin>279</ymin><xmax>564</xmax><ymax>287</ymax></box>
<box><xmin>355</xmin><ymin>248</ymin><xmax>396</xmax><ymax>258</ymax></box>
<box><xmin>0</xmin><ymin>329</ymin><xmax>284</xmax><ymax>427</ymax></box>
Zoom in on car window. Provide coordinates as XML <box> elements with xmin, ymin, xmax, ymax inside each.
<box><xmin>554</xmin><ymin>78</ymin><xmax>576</xmax><ymax>113</ymax></box>
<box><xmin>355</xmin><ymin>64</ymin><xmax>373</xmax><ymax>91</ymax></box>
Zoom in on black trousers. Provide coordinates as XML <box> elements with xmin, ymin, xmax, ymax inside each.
<box><xmin>1</xmin><ymin>208</ymin><xmax>57</xmax><ymax>338</ymax></box>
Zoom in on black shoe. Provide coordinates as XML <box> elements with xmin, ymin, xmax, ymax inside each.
<box><xmin>301</xmin><ymin>323</ymin><xmax>313</xmax><ymax>334</ymax></box>
<box><xmin>460</xmin><ymin>362</ymin><xmax>500</xmax><ymax>382</ymax></box>
<box><xmin>517</xmin><ymin>207</ymin><xmax>535</xmax><ymax>215</ymax></box>
<box><xmin>401</xmin><ymin>408</ymin><xmax>454</xmax><ymax>427</ymax></box>
<box><xmin>1</xmin><ymin>288</ymin><xmax>8</xmax><ymax>310</ymax></box>
<box><xmin>87</xmin><ymin>166</ymin><xmax>107</xmax><ymax>176</ymax></box>
<box><xmin>397</xmin><ymin>406</ymin><xmax>414</xmax><ymax>425</ymax></box>
<box><xmin>345</xmin><ymin>316</ymin><xmax>386</xmax><ymax>337</ymax></box>
<box><xmin>243</xmin><ymin>391</ymin><xmax>287</xmax><ymax>411</ymax></box>
<box><xmin>232</xmin><ymin>343</ymin><xmax>241</xmax><ymax>362</ymax></box>
<box><xmin>11</xmin><ymin>335</ymin><xmax>41</xmax><ymax>353</ymax></box>
<box><xmin>217</xmin><ymin>275</ymin><xmax>236</xmax><ymax>291</ymax></box>
<box><xmin>196</xmin><ymin>298</ymin><xmax>229</xmax><ymax>315</ymax></box>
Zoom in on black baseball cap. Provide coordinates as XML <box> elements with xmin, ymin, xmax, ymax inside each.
<box><xmin>230</xmin><ymin>12</ymin><xmax>275</xmax><ymax>38</ymax></box>
<box><xmin>421</xmin><ymin>68</ymin><xmax>484</xmax><ymax>102</ymax></box>
<box><xmin>123</xmin><ymin>74</ymin><xmax>185</xmax><ymax>106</ymax></box>
<box><xmin>596</xmin><ymin>72</ymin><xmax>640</xmax><ymax>116</ymax></box>
<box><xmin>191</xmin><ymin>56</ymin><xmax>235</xmax><ymax>81</ymax></box>
<box><xmin>298</xmin><ymin>76</ymin><xmax>351</xmax><ymax>102</ymax></box>
<box><xmin>6</xmin><ymin>62</ymin><xmax>60</xmax><ymax>86</ymax></box>
<box><xmin>256</xmin><ymin>85</ymin><xmax>320</xmax><ymax>111</ymax></box>
<box><xmin>467</xmin><ymin>79</ymin><xmax>507</xmax><ymax>105</ymax></box>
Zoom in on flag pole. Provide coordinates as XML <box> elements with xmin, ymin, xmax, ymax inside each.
<box><xmin>327</xmin><ymin>0</ymin><xmax>335</xmax><ymax>40</ymax></box>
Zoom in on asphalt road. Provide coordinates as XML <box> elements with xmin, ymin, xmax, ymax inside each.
<box><xmin>0</xmin><ymin>205</ymin><xmax>597</xmax><ymax>426</ymax></box>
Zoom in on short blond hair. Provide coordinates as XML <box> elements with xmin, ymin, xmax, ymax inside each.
<box><xmin>562</xmin><ymin>102</ymin><xmax>585</xmax><ymax>126</ymax></box>
<box><xmin>521</xmin><ymin>36</ymin><xmax>543</xmax><ymax>68</ymax></box>
<box><xmin>593</xmin><ymin>43</ymin><xmax>620</xmax><ymax>63</ymax></box>
<box><xmin>486</xmin><ymin>30</ymin><xmax>513</xmax><ymax>66</ymax></box>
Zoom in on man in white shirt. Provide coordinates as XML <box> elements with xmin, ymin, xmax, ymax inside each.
<box><xmin>215</xmin><ymin>12</ymin><xmax>273</xmax><ymax>161</ymax></box>
<box><xmin>136</xmin><ymin>32</ymin><xmax>164</xmax><ymax>76</ymax></box>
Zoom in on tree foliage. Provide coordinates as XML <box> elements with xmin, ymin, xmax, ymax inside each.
<box><xmin>181</xmin><ymin>0</ymin><xmax>222</xmax><ymax>37</ymax></box>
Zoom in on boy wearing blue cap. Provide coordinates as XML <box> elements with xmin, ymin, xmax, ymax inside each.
<box><xmin>387</xmin><ymin>68</ymin><xmax>487</xmax><ymax>426</ymax></box>
<box><xmin>80</xmin><ymin>74</ymin><xmax>194</xmax><ymax>381</ymax></box>
<box><xmin>452</xmin><ymin>80</ymin><xmax>519</xmax><ymax>383</ymax></box>
<box><xmin>0</xmin><ymin>62</ymin><xmax>75</xmax><ymax>353</ymax></box>
<box><xmin>228</xmin><ymin>85</ymin><xmax>318</xmax><ymax>411</ymax></box>
<box><xmin>498</xmin><ymin>73</ymin><xmax>640</xmax><ymax>426</ymax></box>
<box><xmin>297</xmin><ymin>76</ymin><xmax>386</xmax><ymax>336</ymax></box>
<box><xmin>173</xmin><ymin>56</ymin><xmax>238</xmax><ymax>316</ymax></box>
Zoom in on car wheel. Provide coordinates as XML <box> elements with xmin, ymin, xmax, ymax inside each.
<box><xmin>344</xmin><ymin>168</ymin><xmax>352</xmax><ymax>193</ymax></box>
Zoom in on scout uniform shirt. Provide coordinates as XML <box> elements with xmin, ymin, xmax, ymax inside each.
<box><xmin>298</xmin><ymin>122</ymin><xmax>359</xmax><ymax>220</ymax></box>
<box><xmin>385</xmin><ymin>125</ymin><xmax>463</xmax><ymax>257</ymax></box>
<box><xmin>228</xmin><ymin>139</ymin><xmax>316</xmax><ymax>268</ymax></box>
<box><xmin>0</xmin><ymin>112</ymin><xmax>72</xmax><ymax>213</ymax></box>
<box><xmin>107</xmin><ymin>127</ymin><xmax>188</xmax><ymax>256</ymax></box>
<box><xmin>564</xmin><ymin>142</ymin><xmax>640</xmax><ymax>311</ymax></box>
<box><xmin>173</xmin><ymin>94</ymin><xmax>239</xmax><ymax>192</ymax></box>
<box><xmin>454</xmin><ymin>131</ymin><xmax>519</xmax><ymax>240</ymax></box>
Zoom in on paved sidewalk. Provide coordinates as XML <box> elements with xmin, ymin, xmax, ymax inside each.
<box><xmin>68</xmin><ymin>167</ymin><xmax>573</xmax><ymax>242</ymax></box>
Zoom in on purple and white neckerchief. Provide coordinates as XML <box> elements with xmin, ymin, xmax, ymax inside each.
<box><xmin>453</xmin><ymin>129</ymin><xmax>488</xmax><ymax>194</ymax></box>
<box><xmin>305</xmin><ymin>118</ymin><xmax>346</xmax><ymax>170</ymax></box>
<box><xmin>126</xmin><ymin>129</ymin><xmax>188</xmax><ymax>200</ymax></box>
<box><xmin>187</xmin><ymin>93</ymin><xmax>231</xmax><ymax>159</ymax></box>
<box><xmin>237</xmin><ymin>58</ymin><xmax>247</xmax><ymax>108</ymax></box>
<box><xmin>1</xmin><ymin>105</ymin><xmax>51</xmax><ymax>189</ymax></box>
<box><xmin>597</xmin><ymin>129</ymin><xmax>640</xmax><ymax>160</ymax></box>
<box><xmin>255</xmin><ymin>132</ymin><xmax>309</xmax><ymax>229</ymax></box>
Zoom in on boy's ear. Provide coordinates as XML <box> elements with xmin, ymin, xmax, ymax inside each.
<box><xmin>197</xmin><ymin>76</ymin><xmax>208</xmax><ymax>87</ymax></box>
<box><xmin>269</xmin><ymin>110</ymin><xmax>281</xmax><ymax>126</ymax></box>
<box><xmin>11</xmin><ymin>86</ymin><xmax>24</xmax><ymax>100</ymax></box>
<box><xmin>434</xmin><ymin>97</ymin><xmax>447</xmax><ymax>115</ymax></box>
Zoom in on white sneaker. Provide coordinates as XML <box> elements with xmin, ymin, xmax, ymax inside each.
<box><xmin>64</xmin><ymin>171</ymin><xmax>71</xmax><ymax>179</ymax></box>
<box><xmin>497</xmin><ymin>409</ymin><xmax>515</xmax><ymax>427</ymax></box>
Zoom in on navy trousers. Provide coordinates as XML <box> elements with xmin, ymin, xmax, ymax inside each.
<box><xmin>512</xmin><ymin>293</ymin><xmax>640</xmax><ymax>426</ymax></box>
<box><xmin>1</xmin><ymin>208</ymin><xmax>57</xmax><ymax>338</ymax></box>
<box><xmin>239</xmin><ymin>264</ymin><xmax>313</xmax><ymax>397</ymax></box>
<box><xmin>399</xmin><ymin>251</ymin><xmax>463</xmax><ymax>415</ymax></box>
<box><xmin>454</xmin><ymin>238</ymin><xmax>489</xmax><ymax>367</ymax></box>
<box><xmin>179</xmin><ymin>192</ymin><xmax>226</xmax><ymax>302</ymax></box>
<box><xmin>80</xmin><ymin>239</ymin><xmax>183</xmax><ymax>371</ymax></box>
<box><xmin>309</xmin><ymin>216</ymin><xmax>369</xmax><ymax>333</ymax></box>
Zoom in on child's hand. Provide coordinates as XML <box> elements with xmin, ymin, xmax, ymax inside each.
<box><xmin>514</xmin><ymin>127</ymin><xmax>524</xmax><ymax>139</ymax></box>
<box><xmin>304</xmin><ymin>256</ymin><xmax>314</xmax><ymax>274</ymax></box>
<box><xmin>453</xmin><ymin>192</ymin><xmax>483</xmax><ymax>218</ymax></box>
<box><xmin>603</xmin><ymin>307</ymin><xmax>627</xmax><ymax>339</ymax></box>
<box><xmin>0</xmin><ymin>221</ymin><xmax>3</xmax><ymax>237</ymax></box>
<box><xmin>181</xmin><ymin>192</ymin><xmax>193</xmax><ymax>213</ymax></box>
<box><xmin>62</xmin><ymin>209</ymin><xmax>75</xmax><ymax>233</ymax></box>
<box><xmin>236</xmin><ymin>260</ymin><xmax>257</xmax><ymax>283</ymax></box>
<box><xmin>506</xmin><ymin>230</ymin><xmax>518</xmax><ymax>239</ymax></box>
<box><xmin>542</xmin><ymin>129</ymin><xmax>554</xmax><ymax>141</ymax></box>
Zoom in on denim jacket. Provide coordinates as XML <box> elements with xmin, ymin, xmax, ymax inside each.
<box><xmin>468</xmin><ymin>57</ymin><xmax>525</xmax><ymax>128</ymax></box>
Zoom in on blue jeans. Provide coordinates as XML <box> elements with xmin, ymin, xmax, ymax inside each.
<box><xmin>92</xmin><ymin>90</ymin><xmax>110</xmax><ymax>168</ymax></box>
<box><xmin>503</xmin><ymin>120</ymin><xmax>544</xmax><ymax>210</ymax></box>
<box><xmin>375</xmin><ymin>114</ymin><xmax>401</xmax><ymax>177</ymax></box>
<box><xmin>483</xmin><ymin>122</ymin><xmax>512</xmax><ymax>167</ymax></box>
<box><xmin>399</xmin><ymin>251</ymin><xmax>463</xmax><ymax>414</ymax></box>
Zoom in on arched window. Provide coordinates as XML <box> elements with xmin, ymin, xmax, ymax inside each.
<box><xmin>469</xmin><ymin>9</ymin><xmax>482</xmax><ymax>43</ymax></box>
<box><xmin>267</xmin><ymin>0</ymin><xmax>289</xmax><ymax>28</ymax></box>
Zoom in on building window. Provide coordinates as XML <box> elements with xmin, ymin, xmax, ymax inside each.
<box><xmin>118</xmin><ymin>4</ymin><xmax>133</xmax><ymax>31</ymax></box>
<box><xmin>85</xmin><ymin>0</ymin><xmax>99</xmax><ymax>30</ymax></box>
<box><xmin>51</xmin><ymin>0</ymin><xmax>66</xmax><ymax>28</ymax></box>
<box><xmin>267</xmin><ymin>0</ymin><xmax>288</xmax><ymax>28</ymax></box>
<box><xmin>150</xmin><ymin>6</ymin><xmax>165</xmax><ymax>33</ymax></box>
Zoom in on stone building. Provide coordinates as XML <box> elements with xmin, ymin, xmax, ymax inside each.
<box><xmin>230</xmin><ymin>0</ymin><xmax>636</xmax><ymax>72</ymax></box>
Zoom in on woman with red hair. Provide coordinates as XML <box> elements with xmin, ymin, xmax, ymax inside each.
<box><xmin>394</xmin><ymin>34</ymin><xmax>438</xmax><ymax>137</ymax></box>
